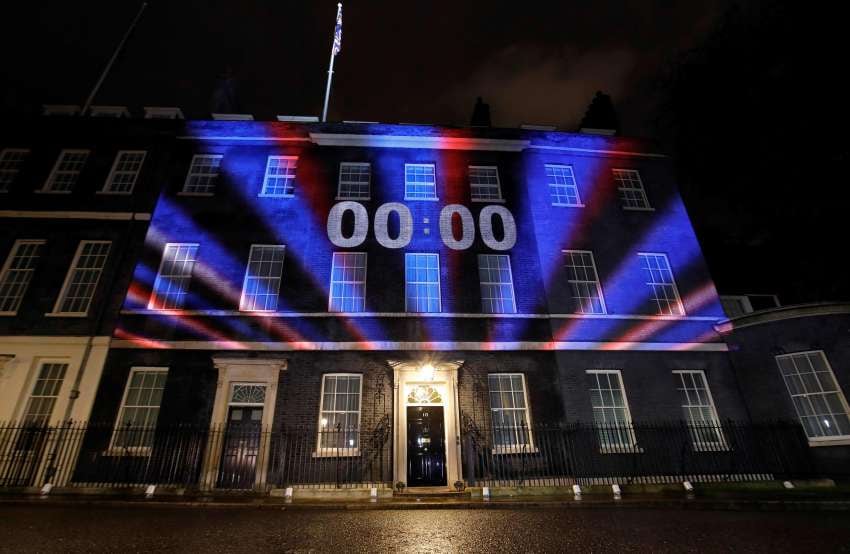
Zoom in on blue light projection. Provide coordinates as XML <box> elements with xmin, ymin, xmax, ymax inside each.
<box><xmin>114</xmin><ymin>121</ymin><xmax>726</xmax><ymax>351</ymax></box>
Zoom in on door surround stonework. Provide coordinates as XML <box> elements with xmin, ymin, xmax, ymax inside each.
<box><xmin>390</xmin><ymin>360</ymin><xmax>463</xmax><ymax>489</ymax></box>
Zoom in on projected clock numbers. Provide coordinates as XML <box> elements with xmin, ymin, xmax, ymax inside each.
<box><xmin>327</xmin><ymin>201</ymin><xmax>516</xmax><ymax>251</ymax></box>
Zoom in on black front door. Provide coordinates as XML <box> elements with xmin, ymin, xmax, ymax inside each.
<box><xmin>406</xmin><ymin>406</ymin><xmax>447</xmax><ymax>487</ymax></box>
<box><xmin>218</xmin><ymin>406</ymin><xmax>263</xmax><ymax>489</ymax></box>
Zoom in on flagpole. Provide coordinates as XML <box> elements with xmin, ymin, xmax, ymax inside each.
<box><xmin>82</xmin><ymin>1</ymin><xmax>148</xmax><ymax>115</ymax></box>
<box><xmin>321</xmin><ymin>2</ymin><xmax>342</xmax><ymax>122</ymax></box>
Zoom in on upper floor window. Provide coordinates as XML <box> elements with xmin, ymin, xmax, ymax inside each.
<box><xmin>149</xmin><ymin>243</ymin><xmax>199</xmax><ymax>310</ymax></box>
<box><xmin>638</xmin><ymin>253</ymin><xmax>685</xmax><ymax>316</ymax></box>
<box><xmin>405</xmin><ymin>253</ymin><xmax>441</xmax><ymax>313</ymax></box>
<box><xmin>545</xmin><ymin>164</ymin><xmax>582</xmax><ymax>207</ymax></box>
<box><xmin>329</xmin><ymin>252</ymin><xmax>367</xmax><ymax>312</ymax></box>
<box><xmin>103</xmin><ymin>150</ymin><xmax>146</xmax><ymax>194</ymax></box>
<box><xmin>337</xmin><ymin>162</ymin><xmax>371</xmax><ymax>200</ymax></box>
<box><xmin>478</xmin><ymin>254</ymin><xmax>516</xmax><ymax>314</ymax></box>
<box><xmin>260</xmin><ymin>156</ymin><xmax>297</xmax><ymax>197</ymax></box>
<box><xmin>563</xmin><ymin>250</ymin><xmax>606</xmax><ymax>314</ymax></box>
<box><xmin>23</xmin><ymin>362</ymin><xmax>69</xmax><ymax>426</ymax></box>
<box><xmin>239</xmin><ymin>244</ymin><xmax>286</xmax><ymax>312</ymax></box>
<box><xmin>53</xmin><ymin>240</ymin><xmax>111</xmax><ymax>315</ymax></box>
<box><xmin>776</xmin><ymin>351</ymin><xmax>850</xmax><ymax>441</ymax></box>
<box><xmin>182</xmin><ymin>154</ymin><xmax>222</xmax><ymax>195</ymax></box>
<box><xmin>488</xmin><ymin>373</ymin><xmax>533</xmax><ymax>451</ymax></box>
<box><xmin>43</xmin><ymin>149</ymin><xmax>89</xmax><ymax>193</ymax></box>
<box><xmin>587</xmin><ymin>369</ymin><xmax>636</xmax><ymax>450</ymax></box>
<box><xmin>0</xmin><ymin>239</ymin><xmax>45</xmax><ymax>315</ymax></box>
<box><xmin>0</xmin><ymin>148</ymin><xmax>30</xmax><ymax>192</ymax></box>
<box><xmin>318</xmin><ymin>373</ymin><xmax>362</xmax><ymax>454</ymax></box>
<box><xmin>469</xmin><ymin>166</ymin><xmax>502</xmax><ymax>201</ymax></box>
<box><xmin>674</xmin><ymin>370</ymin><xmax>725</xmax><ymax>450</ymax></box>
<box><xmin>404</xmin><ymin>163</ymin><xmax>437</xmax><ymax>200</ymax></box>
<box><xmin>111</xmin><ymin>367</ymin><xmax>168</xmax><ymax>451</ymax></box>
<box><xmin>613</xmin><ymin>169</ymin><xmax>651</xmax><ymax>210</ymax></box>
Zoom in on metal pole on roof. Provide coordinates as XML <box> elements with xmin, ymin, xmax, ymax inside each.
<box><xmin>321</xmin><ymin>3</ymin><xmax>342</xmax><ymax>122</ymax></box>
<box><xmin>81</xmin><ymin>2</ymin><xmax>148</xmax><ymax>115</ymax></box>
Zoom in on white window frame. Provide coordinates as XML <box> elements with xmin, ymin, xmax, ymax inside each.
<box><xmin>776</xmin><ymin>350</ymin><xmax>850</xmax><ymax>445</ymax></box>
<box><xmin>405</xmin><ymin>252</ymin><xmax>442</xmax><ymax>313</ymax></box>
<box><xmin>613</xmin><ymin>168</ymin><xmax>652</xmax><ymax>211</ymax></box>
<box><xmin>21</xmin><ymin>360</ymin><xmax>69</xmax><ymax>426</ymax></box>
<box><xmin>328</xmin><ymin>251</ymin><xmax>367</xmax><ymax>313</ymax></box>
<box><xmin>477</xmin><ymin>254</ymin><xmax>517</xmax><ymax>314</ymax></box>
<box><xmin>637</xmin><ymin>252</ymin><xmax>685</xmax><ymax>316</ymax></box>
<box><xmin>469</xmin><ymin>165</ymin><xmax>504</xmax><ymax>202</ymax></box>
<box><xmin>181</xmin><ymin>154</ymin><xmax>222</xmax><ymax>195</ymax></box>
<box><xmin>673</xmin><ymin>370</ymin><xmax>727</xmax><ymax>451</ymax></box>
<box><xmin>41</xmin><ymin>149</ymin><xmax>90</xmax><ymax>193</ymax></box>
<box><xmin>404</xmin><ymin>163</ymin><xmax>438</xmax><ymax>201</ymax></box>
<box><xmin>545</xmin><ymin>164</ymin><xmax>584</xmax><ymax>207</ymax></box>
<box><xmin>108</xmin><ymin>367</ymin><xmax>169</xmax><ymax>455</ymax></box>
<box><xmin>229</xmin><ymin>382</ymin><xmax>267</xmax><ymax>407</ymax></box>
<box><xmin>148</xmin><ymin>243</ymin><xmax>200</xmax><ymax>310</ymax></box>
<box><xmin>315</xmin><ymin>373</ymin><xmax>363</xmax><ymax>457</ymax></box>
<box><xmin>488</xmin><ymin>373</ymin><xmax>535</xmax><ymax>454</ymax></box>
<box><xmin>336</xmin><ymin>162</ymin><xmax>371</xmax><ymax>200</ymax></box>
<box><xmin>239</xmin><ymin>244</ymin><xmax>286</xmax><ymax>312</ymax></box>
<box><xmin>0</xmin><ymin>239</ymin><xmax>45</xmax><ymax>316</ymax></box>
<box><xmin>562</xmin><ymin>249</ymin><xmax>607</xmax><ymax>315</ymax></box>
<box><xmin>51</xmin><ymin>240</ymin><xmax>111</xmax><ymax>316</ymax></box>
<box><xmin>586</xmin><ymin>369</ymin><xmax>639</xmax><ymax>452</ymax></box>
<box><xmin>259</xmin><ymin>155</ymin><xmax>298</xmax><ymax>198</ymax></box>
<box><xmin>101</xmin><ymin>150</ymin><xmax>146</xmax><ymax>194</ymax></box>
<box><xmin>0</xmin><ymin>148</ymin><xmax>30</xmax><ymax>192</ymax></box>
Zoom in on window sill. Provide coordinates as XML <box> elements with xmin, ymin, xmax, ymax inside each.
<box><xmin>258</xmin><ymin>193</ymin><xmax>295</xmax><ymax>198</ymax></box>
<box><xmin>44</xmin><ymin>312</ymin><xmax>88</xmax><ymax>318</ymax></box>
<box><xmin>599</xmin><ymin>446</ymin><xmax>644</xmax><ymax>454</ymax></box>
<box><xmin>313</xmin><ymin>448</ymin><xmax>360</xmax><ymax>458</ymax></box>
<box><xmin>552</xmin><ymin>203</ymin><xmax>585</xmax><ymax>208</ymax></box>
<box><xmin>693</xmin><ymin>443</ymin><xmax>731</xmax><ymax>453</ymax></box>
<box><xmin>403</xmin><ymin>197</ymin><xmax>439</xmax><ymax>201</ymax></box>
<box><xmin>177</xmin><ymin>191</ymin><xmax>215</xmax><ymax>197</ymax></box>
<box><xmin>0</xmin><ymin>311</ymin><xmax>18</xmax><ymax>317</ymax></box>
<box><xmin>470</xmin><ymin>198</ymin><xmax>506</xmax><ymax>203</ymax></box>
<box><xmin>492</xmin><ymin>446</ymin><xmax>538</xmax><ymax>455</ymax></box>
<box><xmin>622</xmin><ymin>206</ymin><xmax>655</xmax><ymax>212</ymax></box>
<box><xmin>102</xmin><ymin>447</ymin><xmax>152</xmax><ymax>457</ymax></box>
<box><xmin>96</xmin><ymin>190</ymin><xmax>134</xmax><ymax>195</ymax></box>
<box><xmin>34</xmin><ymin>189</ymin><xmax>72</xmax><ymax>195</ymax></box>
<box><xmin>808</xmin><ymin>436</ymin><xmax>850</xmax><ymax>447</ymax></box>
<box><xmin>335</xmin><ymin>196</ymin><xmax>370</xmax><ymax>201</ymax></box>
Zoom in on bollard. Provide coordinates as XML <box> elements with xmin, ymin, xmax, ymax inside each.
<box><xmin>783</xmin><ymin>481</ymin><xmax>795</xmax><ymax>489</ymax></box>
<box><xmin>572</xmin><ymin>484</ymin><xmax>582</xmax><ymax>500</ymax></box>
<box><xmin>612</xmin><ymin>484</ymin><xmax>621</xmax><ymax>499</ymax></box>
<box><xmin>683</xmin><ymin>481</ymin><xmax>694</xmax><ymax>492</ymax></box>
<box><xmin>284</xmin><ymin>486</ymin><xmax>294</xmax><ymax>500</ymax></box>
<box><xmin>370</xmin><ymin>487</ymin><xmax>378</xmax><ymax>502</ymax></box>
<box><xmin>40</xmin><ymin>483</ymin><xmax>53</xmax><ymax>497</ymax></box>
<box><xmin>482</xmin><ymin>486</ymin><xmax>491</xmax><ymax>499</ymax></box>
<box><xmin>145</xmin><ymin>485</ymin><xmax>156</xmax><ymax>499</ymax></box>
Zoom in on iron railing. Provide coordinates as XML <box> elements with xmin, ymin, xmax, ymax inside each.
<box><xmin>0</xmin><ymin>419</ymin><xmax>392</xmax><ymax>491</ymax></box>
<box><xmin>461</xmin><ymin>416</ymin><xmax>817</xmax><ymax>486</ymax></box>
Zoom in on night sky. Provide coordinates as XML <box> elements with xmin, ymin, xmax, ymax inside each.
<box><xmin>2</xmin><ymin>1</ymin><xmax>847</xmax><ymax>304</ymax></box>
<box><xmin>3</xmin><ymin>1</ymin><xmax>729</xmax><ymax>131</ymax></box>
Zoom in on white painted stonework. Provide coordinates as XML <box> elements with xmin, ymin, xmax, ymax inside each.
<box><xmin>0</xmin><ymin>336</ymin><xmax>110</xmax><ymax>423</ymax></box>
<box><xmin>391</xmin><ymin>360</ymin><xmax>463</xmax><ymax>489</ymax></box>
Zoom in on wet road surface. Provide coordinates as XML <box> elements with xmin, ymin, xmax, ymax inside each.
<box><xmin>1</xmin><ymin>503</ymin><xmax>849</xmax><ymax>553</ymax></box>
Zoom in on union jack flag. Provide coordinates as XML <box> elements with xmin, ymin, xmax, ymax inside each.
<box><xmin>332</xmin><ymin>4</ymin><xmax>342</xmax><ymax>56</ymax></box>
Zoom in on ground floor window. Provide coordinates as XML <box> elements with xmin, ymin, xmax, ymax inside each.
<box><xmin>23</xmin><ymin>362</ymin><xmax>69</xmax><ymax>426</ymax></box>
<box><xmin>586</xmin><ymin>369</ymin><xmax>636</xmax><ymax>450</ymax></box>
<box><xmin>674</xmin><ymin>370</ymin><xmax>725</xmax><ymax>450</ymax></box>
<box><xmin>776</xmin><ymin>351</ymin><xmax>850</xmax><ymax>440</ymax></box>
<box><xmin>488</xmin><ymin>373</ymin><xmax>533</xmax><ymax>451</ymax></box>
<box><xmin>317</xmin><ymin>373</ymin><xmax>362</xmax><ymax>454</ymax></box>
<box><xmin>111</xmin><ymin>367</ymin><xmax>168</xmax><ymax>452</ymax></box>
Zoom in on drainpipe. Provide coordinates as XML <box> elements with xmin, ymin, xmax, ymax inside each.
<box><xmin>60</xmin><ymin>214</ymin><xmax>138</xmax><ymax>423</ymax></box>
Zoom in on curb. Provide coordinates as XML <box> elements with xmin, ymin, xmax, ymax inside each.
<box><xmin>2</xmin><ymin>496</ymin><xmax>850</xmax><ymax>512</ymax></box>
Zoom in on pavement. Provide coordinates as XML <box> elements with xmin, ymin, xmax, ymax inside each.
<box><xmin>2</xmin><ymin>502</ymin><xmax>850</xmax><ymax>552</ymax></box>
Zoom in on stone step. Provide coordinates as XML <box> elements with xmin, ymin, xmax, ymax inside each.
<box><xmin>393</xmin><ymin>487</ymin><xmax>471</xmax><ymax>498</ymax></box>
